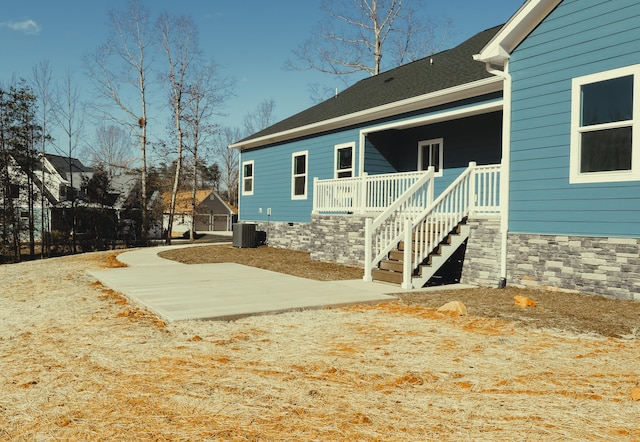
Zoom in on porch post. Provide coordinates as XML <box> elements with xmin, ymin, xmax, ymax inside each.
<box><xmin>312</xmin><ymin>177</ymin><xmax>319</xmax><ymax>214</ymax></box>
<box><xmin>427</xmin><ymin>166</ymin><xmax>435</xmax><ymax>207</ymax></box>
<box><xmin>468</xmin><ymin>161</ymin><xmax>477</xmax><ymax>216</ymax></box>
<box><xmin>402</xmin><ymin>218</ymin><xmax>413</xmax><ymax>290</ymax></box>
<box><xmin>359</xmin><ymin>172</ymin><xmax>368</xmax><ymax>214</ymax></box>
<box><xmin>363</xmin><ymin>217</ymin><xmax>373</xmax><ymax>282</ymax></box>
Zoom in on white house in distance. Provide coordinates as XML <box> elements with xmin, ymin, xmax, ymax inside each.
<box><xmin>41</xmin><ymin>153</ymin><xmax>94</xmax><ymax>204</ymax></box>
<box><xmin>231</xmin><ymin>0</ymin><xmax>640</xmax><ymax>301</ymax></box>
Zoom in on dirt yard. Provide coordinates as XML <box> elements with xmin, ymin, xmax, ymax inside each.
<box><xmin>1</xmin><ymin>246</ymin><xmax>640</xmax><ymax>440</ymax></box>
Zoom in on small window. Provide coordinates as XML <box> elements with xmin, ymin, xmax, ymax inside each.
<box><xmin>291</xmin><ymin>151</ymin><xmax>308</xmax><ymax>199</ymax></box>
<box><xmin>334</xmin><ymin>143</ymin><xmax>354</xmax><ymax>178</ymax></box>
<box><xmin>570</xmin><ymin>66</ymin><xmax>639</xmax><ymax>183</ymax></box>
<box><xmin>10</xmin><ymin>184</ymin><xmax>20</xmax><ymax>199</ymax></box>
<box><xmin>418</xmin><ymin>138</ymin><xmax>443</xmax><ymax>176</ymax></box>
<box><xmin>242</xmin><ymin>160</ymin><xmax>254</xmax><ymax>196</ymax></box>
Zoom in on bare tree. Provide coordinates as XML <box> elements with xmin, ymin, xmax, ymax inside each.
<box><xmin>213</xmin><ymin>126</ymin><xmax>241</xmax><ymax>207</ymax></box>
<box><xmin>183</xmin><ymin>63</ymin><xmax>233</xmax><ymax>241</ymax></box>
<box><xmin>287</xmin><ymin>0</ymin><xmax>451</xmax><ymax>81</ymax></box>
<box><xmin>243</xmin><ymin>98</ymin><xmax>276</xmax><ymax>136</ymax></box>
<box><xmin>31</xmin><ymin>60</ymin><xmax>54</xmax><ymax>257</ymax></box>
<box><xmin>53</xmin><ymin>70</ymin><xmax>85</xmax><ymax>254</ymax></box>
<box><xmin>84</xmin><ymin>0</ymin><xmax>154</xmax><ymax>244</ymax></box>
<box><xmin>157</xmin><ymin>13</ymin><xmax>200</xmax><ymax>245</ymax></box>
<box><xmin>84</xmin><ymin>125</ymin><xmax>135</xmax><ymax>177</ymax></box>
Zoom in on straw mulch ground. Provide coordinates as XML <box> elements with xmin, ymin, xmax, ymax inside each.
<box><xmin>2</xmin><ymin>246</ymin><xmax>640</xmax><ymax>441</ymax></box>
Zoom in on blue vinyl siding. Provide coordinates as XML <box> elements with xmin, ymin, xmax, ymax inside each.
<box><xmin>239</xmin><ymin>129</ymin><xmax>361</xmax><ymax>223</ymax></box>
<box><xmin>363</xmin><ymin>138</ymin><xmax>395</xmax><ymax>175</ymax></box>
<box><xmin>508</xmin><ymin>0</ymin><xmax>640</xmax><ymax>237</ymax></box>
<box><xmin>239</xmin><ymin>95</ymin><xmax>502</xmax><ymax>224</ymax></box>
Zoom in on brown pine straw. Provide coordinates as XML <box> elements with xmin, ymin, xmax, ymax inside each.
<box><xmin>1</xmin><ymin>251</ymin><xmax>639</xmax><ymax>441</ymax></box>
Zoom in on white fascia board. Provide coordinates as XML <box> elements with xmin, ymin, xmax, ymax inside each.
<box><xmin>229</xmin><ymin>76</ymin><xmax>503</xmax><ymax>151</ymax></box>
<box><xmin>474</xmin><ymin>0</ymin><xmax>562</xmax><ymax>66</ymax></box>
<box><xmin>361</xmin><ymin>99</ymin><xmax>503</xmax><ymax>135</ymax></box>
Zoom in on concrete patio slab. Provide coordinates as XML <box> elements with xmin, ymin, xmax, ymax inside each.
<box><xmin>88</xmin><ymin>244</ymin><xmax>413</xmax><ymax>322</ymax></box>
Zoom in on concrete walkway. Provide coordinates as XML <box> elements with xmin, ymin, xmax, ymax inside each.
<box><xmin>88</xmin><ymin>243</ymin><xmax>414</xmax><ymax>322</ymax></box>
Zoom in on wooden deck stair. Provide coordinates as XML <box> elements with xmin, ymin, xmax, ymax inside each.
<box><xmin>371</xmin><ymin>221</ymin><xmax>470</xmax><ymax>287</ymax></box>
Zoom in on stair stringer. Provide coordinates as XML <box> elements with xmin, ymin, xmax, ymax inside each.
<box><xmin>411</xmin><ymin>225</ymin><xmax>470</xmax><ymax>288</ymax></box>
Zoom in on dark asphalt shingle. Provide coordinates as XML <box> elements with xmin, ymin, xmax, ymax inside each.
<box><xmin>240</xmin><ymin>24</ymin><xmax>503</xmax><ymax>145</ymax></box>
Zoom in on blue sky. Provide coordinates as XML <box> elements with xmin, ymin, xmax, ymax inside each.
<box><xmin>0</xmin><ymin>0</ymin><xmax>523</xmax><ymax>159</ymax></box>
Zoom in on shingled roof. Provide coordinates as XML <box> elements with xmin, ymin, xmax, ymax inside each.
<box><xmin>45</xmin><ymin>153</ymin><xmax>93</xmax><ymax>176</ymax></box>
<box><xmin>235</xmin><ymin>24</ymin><xmax>503</xmax><ymax>148</ymax></box>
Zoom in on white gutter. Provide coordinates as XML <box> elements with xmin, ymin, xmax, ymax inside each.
<box><xmin>473</xmin><ymin>1</ymin><xmax>562</xmax><ymax>289</ymax></box>
<box><xmin>229</xmin><ymin>77</ymin><xmax>503</xmax><ymax>151</ymax></box>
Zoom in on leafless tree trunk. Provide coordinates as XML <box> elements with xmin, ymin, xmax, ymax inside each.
<box><xmin>286</xmin><ymin>0</ymin><xmax>451</xmax><ymax>82</ymax></box>
<box><xmin>157</xmin><ymin>13</ymin><xmax>200</xmax><ymax>245</ymax></box>
<box><xmin>53</xmin><ymin>70</ymin><xmax>84</xmax><ymax>254</ymax></box>
<box><xmin>84</xmin><ymin>0</ymin><xmax>154</xmax><ymax>244</ymax></box>
<box><xmin>214</xmin><ymin>127</ymin><xmax>241</xmax><ymax>207</ymax></box>
<box><xmin>31</xmin><ymin>60</ymin><xmax>54</xmax><ymax>258</ymax></box>
<box><xmin>183</xmin><ymin>63</ymin><xmax>232</xmax><ymax>241</ymax></box>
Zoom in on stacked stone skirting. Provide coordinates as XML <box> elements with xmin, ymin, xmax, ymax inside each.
<box><xmin>309</xmin><ymin>214</ymin><xmax>369</xmax><ymax>267</ymax></box>
<box><xmin>254</xmin><ymin>221</ymin><xmax>310</xmax><ymax>252</ymax></box>
<box><xmin>506</xmin><ymin>234</ymin><xmax>640</xmax><ymax>301</ymax></box>
<box><xmin>254</xmin><ymin>216</ymin><xmax>640</xmax><ymax>300</ymax></box>
<box><xmin>460</xmin><ymin>217</ymin><xmax>502</xmax><ymax>288</ymax></box>
<box><xmin>255</xmin><ymin>215</ymin><xmax>370</xmax><ymax>268</ymax></box>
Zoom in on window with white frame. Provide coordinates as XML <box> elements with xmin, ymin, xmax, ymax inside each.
<box><xmin>334</xmin><ymin>143</ymin><xmax>354</xmax><ymax>178</ymax></box>
<box><xmin>242</xmin><ymin>160</ymin><xmax>254</xmax><ymax>195</ymax></box>
<box><xmin>570</xmin><ymin>65</ymin><xmax>640</xmax><ymax>183</ymax></box>
<box><xmin>418</xmin><ymin>138</ymin><xmax>443</xmax><ymax>176</ymax></box>
<box><xmin>291</xmin><ymin>150</ymin><xmax>308</xmax><ymax>199</ymax></box>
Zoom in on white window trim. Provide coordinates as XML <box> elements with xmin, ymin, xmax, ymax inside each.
<box><xmin>570</xmin><ymin>64</ymin><xmax>640</xmax><ymax>184</ymax></box>
<box><xmin>417</xmin><ymin>138</ymin><xmax>444</xmax><ymax>177</ymax></box>
<box><xmin>291</xmin><ymin>150</ymin><xmax>308</xmax><ymax>200</ymax></box>
<box><xmin>334</xmin><ymin>142</ymin><xmax>355</xmax><ymax>179</ymax></box>
<box><xmin>242</xmin><ymin>160</ymin><xmax>254</xmax><ymax>196</ymax></box>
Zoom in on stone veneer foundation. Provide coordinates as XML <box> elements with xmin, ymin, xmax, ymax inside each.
<box><xmin>255</xmin><ymin>215</ymin><xmax>370</xmax><ymax>268</ymax></box>
<box><xmin>249</xmin><ymin>217</ymin><xmax>639</xmax><ymax>299</ymax></box>
<box><xmin>460</xmin><ymin>217</ymin><xmax>502</xmax><ymax>288</ymax></box>
<box><xmin>507</xmin><ymin>233</ymin><xmax>640</xmax><ymax>300</ymax></box>
<box><xmin>309</xmin><ymin>214</ymin><xmax>370</xmax><ymax>267</ymax></box>
<box><xmin>254</xmin><ymin>221</ymin><xmax>310</xmax><ymax>252</ymax></box>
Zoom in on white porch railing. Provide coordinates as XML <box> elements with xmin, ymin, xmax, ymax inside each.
<box><xmin>364</xmin><ymin>162</ymin><xmax>501</xmax><ymax>289</ymax></box>
<box><xmin>313</xmin><ymin>171</ymin><xmax>428</xmax><ymax>214</ymax></box>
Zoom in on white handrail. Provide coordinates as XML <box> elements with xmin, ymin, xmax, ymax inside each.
<box><xmin>363</xmin><ymin>167</ymin><xmax>436</xmax><ymax>282</ymax></box>
<box><xmin>365</xmin><ymin>162</ymin><xmax>500</xmax><ymax>289</ymax></box>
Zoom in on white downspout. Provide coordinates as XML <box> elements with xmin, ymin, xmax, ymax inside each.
<box><xmin>485</xmin><ymin>60</ymin><xmax>511</xmax><ymax>288</ymax></box>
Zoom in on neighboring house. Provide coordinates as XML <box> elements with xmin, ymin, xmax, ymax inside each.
<box><xmin>42</xmin><ymin>153</ymin><xmax>94</xmax><ymax>204</ymax></box>
<box><xmin>1</xmin><ymin>155</ymin><xmax>47</xmax><ymax>240</ymax></box>
<box><xmin>162</xmin><ymin>190</ymin><xmax>235</xmax><ymax>236</ymax></box>
<box><xmin>230</xmin><ymin>0</ymin><xmax>640</xmax><ymax>301</ymax></box>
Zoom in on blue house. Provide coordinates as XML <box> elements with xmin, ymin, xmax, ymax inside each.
<box><xmin>231</xmin><ymin>0</ymin><xmax>640</xmax><ymax>300</ymax></box>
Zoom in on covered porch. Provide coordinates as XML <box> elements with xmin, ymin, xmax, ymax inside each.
<box><xmin>312</xmin><ymin>161</ymin><xmax>502</xmax><ymax>289</ymax></box>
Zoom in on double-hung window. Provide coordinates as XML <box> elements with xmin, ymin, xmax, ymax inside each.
<box><xmin>242</xmin><ymin>160</ymin><xmax>254</xmax><ymax>196</ymax></box>
<box><xmin>334</xmin><ymin>143</ymin><xmax>354</xmax><ymax>178</ymax></box>
<box><xmin>418</xmin><ymin>138</ymin><xmax>443</xmax><ymax>176</ymax></box>
<box><xmin>570</xmin><ymin>65</ymin><xmax>640</xmax><ymax>183</ymax></box>
<box><xmin>291</xmin><ymin>151</ymin><xmax>308</xmax><ymax>199</ymax></box>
